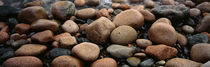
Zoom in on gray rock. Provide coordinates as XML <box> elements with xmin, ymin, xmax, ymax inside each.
<box><xmin>196</xmin><ymin>2</ymin><xmax>210</xmax><ymax>12</ymax></box>
<box><xmin>0</xmin><ymin>48</ymin><xmax>13</xmax><ymax>56</ymax></box>
<box><xmin>126</xmin><ymin>57</ymin><xmax>141</xmax><ymax>67</ymax></box>
<box><xmin>140</xmin><ymin>58</ymin><xmax>155</xmax><ymax>67</ymax></box>
<box><xmin>1</xmin><ymin>51</ymin><xmax>15</xmax><ymax>60</ymax></box>
<box><xmin>106</xmin><ymin>45</ymin><xmax>136</xmax><ymax>58</ymax></box>
<box><xmin>49</xmin><ymin>48</ymin><xmax>71</xmax><ymax>58</ymax></box>
<box><xmin>203</xmin><ymin>61</ymin><xmax>210</xmax><ymax>67</ymax></box>
<box><xmin>114</xmin><ymin>9</ymin><xmax>122</xmax><ymax>15</ymax></box>
<box><xmin>156</xmin><ymin>60</ymin><xmax>166</xmax><ymax>66</ymax></box>
<box><xmin>11</xmin><ymin>39</ymin><xmax>29</xmax><ymax>48</ymax></box>
<box><xmin>188</xmin><ymin>34</ymin><xmax>208</xmax><ymax>46</ymax></box>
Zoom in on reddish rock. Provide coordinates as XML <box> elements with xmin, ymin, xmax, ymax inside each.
<box><xmin>24</xmin><ymin>0</ymin><xmax>43</xmax><ymax>7</ymax></box>
<box><xmin>120</xmin><ymin>4</ymin><xmax>131</xmax><ymax>10</ymax></box>
<box><xmin>15</xmin><ymin>44</ymin><xmax>47</xmax><ymax>56</ymax></box>
<box><xmin>76</xmin><ymin>8</ymin><xmax>96</xmax><ymax>19</ymax></box>
<box><xmin>52</xmin><ymin>56</ymin><xmax>83</xmax><ymax>67</ymax></box>
<box><xmin>31</xmin><ymin>30</ymin><xmax>54</xmax><ymax>43</ymax></box>
<box><xmin>53</xmin><ymin>33</ymin><xmax>71</xmax><ymax>41</ymax></box>
<box><xmin>165</xmin><ymin>58</ymin><xmax>202</xmax><ymax>67</ymax></box>
<box><xmin>112</xmin><ymin>3</ymin><xmax>120</xmax><ymax>8</ymax></box>
<box><xmin>139</xmin><ymin>10</ymin><xmax>156</xmax><ymax>22</ymax></box>
<box><xmin>161</xmin><ymin>0</ymin><xmax>175</xmax><ymax>5</ymax></box>
<box><xmin>31</xmin><ymin>19</ymin><xmax>59</xmax><ymax>32</ymax></box>
<box><xmin>80</xmin><ymin>23</ymin><xmax>88</xmax><ymax>31</ymax></box>
<box><xmin>136</xmin><ymin>39</ymin><xmax>152</xmax><ymax>48</ymax></box>
<box><xmin>96</xmin><ymin>8</ymin><xmax>111</xmax><ymax>19</ymax></box>
<box><xmin>177</xmin><ymin>33</ymin><xmax>187</xmax><ymax>46</ymax></box>
<box><xmin>14</xmin><ymin>24</ymin><xmax>30</xmax><ymax>34</ymax></box>
<box><xmin>91</xmin><ymin>58</ymin><xmax>117</xmax><ymax>67</ymax></box>
<box><xmin>74</xmin><ymin>0</ymin><xmax>85</xmax><ymax>7</ymax></box>
<box><xmin>0</xmin><ymin>32</ymin><xmax>9</xmax><ymax>44</ymax></box>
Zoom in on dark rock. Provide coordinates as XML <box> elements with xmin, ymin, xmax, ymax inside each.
<box><xmin>114</xmin><ymin>9</ymin><xmax>122</xmax><ymax>15</ymax></box>
<box><xmin>0</xmin><ymin>6</ymin><xmax>19</xmax><ymax>20</ymax></box>
<box><xmin>196</xmin><ymin>15</ymin><xmax>210</xmax><ymax>33</ymax></box>
<box><xmin>196</xmin><ymin>2</ymin><xmax>210</xmax><ymax>12</ymax></box>
<box><xmin>106</xmin><ymin>45</ymin><xmax>136</xmax><ymax>58</ymax></box>
<box><xmin>49</xmin><ymin>48</ymin><xmax>71</xmax><ymax>58</ymax></box>
<box><xmin>0</xmin><ymin>48</ymin><xmax>13</xmax><ymax>55</ymax></box>
<box><xmin>1</xmin><ymin>51</ymin><xmax>15</xmax><ymax>60</ymax></box>
<box><xmin>11</xmin><ymin>39</ymin><xmax>29</xmax><ymax>48</ymax></box>
<box><xmin>188</xmin><ymin>34</ymin><xmax>208</xmax><ymax>46</ymax></box>
<box><xmin>140</xmin><ymin>58</ymin><xmax>154</xmax><ymax>67</ymax></box>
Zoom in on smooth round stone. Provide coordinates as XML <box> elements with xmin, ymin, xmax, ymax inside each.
<box><xmin>4</xmin><ymin>56</ymin><xmax>43</xmax><ymax>67</ymax></box>
<box><xmin>188</xmin><ymin>34</ymin><xmax>208</xmax><ymax>46</ymax></box>
<box><xmin>76</xmin><ymin>8</ymin><xmax>96</xmax><ymax>19</ymax></box>
<box><xmin>177</xmin><ymin>33</ymin><xmax>187</xmax><ymax>46</ymax></box>
<box><xmin>182</xmin><ymin>25</ymin><xmax>194</xmax><ymax>33</ymax></box>
<box><xmin>132</xmin><ymin>5</ymin><xmax>144</xmax><ymax>12</ymax></box>
<box><xmin>91</xmin><ymin>58</ymin><xmax>117</xmax><ymax>67</ymax></box>
<box><xmin>165</xmin><ymin>58</ymin><xmax>202</xmax><ymax>67</ymax></box>
<box><xmin>74</xmin><ymin>0</ymin><xmax>85</xmax><ymax>7</ymax></box>
<box><xmin>110</xmin><ymin>25</ymin><xmax>137</xmax><ymax>45</ymax></box>
<box><xmin>51</xmin><ymin>1</ymin><xmax>75</xmax><ymax>20</ymax></box>
<box><xmin>72</xmin><ymin>42</ymin><xmax>100</xmax><ymax>61</ymax></box>
<box><xmin>62</xmin><ymin>20</ymin><xmax>79</xmax><ymax>34</ymax></box>
<box><xmin>153</xmin><ymin>18</ymin><xmax>171</xmax><ymax>25</ymax></box>
<box><xmin>196</xmin><ymin>2</ymin><xmax>210</xmax><ymax>12</ymax></box>
<box><xmin>120</xmin><ymin>4</ymin><xmax>131</xmax><ymax>10</ymax></box>
<box><xmin>190</xmin><ymin>8</ymin><xmax>201</xmax><ymax>17</ymax></box>
<box><xmin>112</xmin><ymin>3</ymin><xmax>121</xmax><ymax>8</ymax></box>
<box><xmin>191</xmin><ymin>43</ymin><xmax>210</xmax><ymax>62</ymax></box>
<box><xmin>53</xmin><ymin>33</ymin><xmax>72</xmax><ymax>41</ymax></box>
<box><xmin>140</xmin><ymin>58</ymin><xmax>155</xmax><ymax>67</ymax></box>
<box><xmin>14</xmin><ymin>24</ymin><xmax>30</xmax><ymax>34</ymax></box>
<box><xmin>156</xmin><ymin>60</ymin><xmax>166</xmax><ymax>66</ymax></box>
<box><xmin>49</xmin><ymin>48</ymin><xmax>71</xmax><ymax>58</ymax></box>
<box><xmin>15</xmin><ymin>44</ymin><xmax>47</xmax><ymax>56</ymax></box>
<box><xmin>87</xmin><ymin>0</ymin><xmax>99</xmax><ymax>6</ymax></box>
<box><xmin>31</xmin><ymin>19</ymin><xmax>59</xmax><ymax>32</ymax></box>
<box><xmin>23</xmin><ymin>0</ymin><xmax>42</xmax><ymax>7</ymax></box>
<box><xmin>31</xmin><ymin>30</ymin><xmax>54</xmax><ymax>43</ymax></box>
<box><xmin>126</xmin><ymin>57</ymin><xmax>141</xmax><ymax>67</ymax></box>
<box><xmin>113</xmin><ymin>9</ymin><xmax>144</xmax><ymax>29</ymax></box>
<box><xmin>184</xmin><ymin>1</ymin><xmax>195</xmax><ymax>7</ymax></box>
<box><xmin>106</xmin><ymin>45</ymin><xmax>136</xmax><ymax>58</ymax></box>
<box><xmin>0</xmin><ymin>32</ymin><xmax>9</xmax><ymax>44</ymax></box>
<box><xmin>52</xmin><ymin>56</ymin><xmax>83</xmax><ymax>67</ymax></box>
<box><xmin>139</xmin><ymin>10</ymin><xmax>156</xmax><ymax>22</ymax></box>
<box><xmin>134</xmin><ymin>53</ymin><xmax>147</xmax><ymax>58</ymax></box>
<box><xmin>145</xmin><ymin>0</ymin><xmax>155</xmax><ymax>8</ymax></box>
<box><xmin>136</xmin><ymin>39</ymin><xmax>152</xmax><ymax>48</ymax></box>
<box><xmin>59</xmin><ymin>36</ymin><xmax>77</xmax><ymax>48</ymax></box>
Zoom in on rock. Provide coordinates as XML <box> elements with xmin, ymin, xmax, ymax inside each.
<box><xmin>139</xmin><ymin>10</ymin><xmax>156</xmax><ymax>22</ymax></box>
<box><xmin>0</xmin><ymin>32</ymin><xmax>9</xmax><ymax>44</ymax></box>
<box><xmin>52</xmin><ymin>55</ymin><xmax>83</xmax><ymax>67</ymax></box>
<box><xmin>10</xmin><ymin>33</ymin><xmax>20</xmax><ymax>40</ymax></box>
<box><xmin>53</xmin><ymin>33</ymin><xmax>72</xmax><ymax>41</ymax></box>
<box><xmin>14</xmin><ymin>24</ymin><xmax>30</xmax><ymax>34</ymax></box>
<box><xmin>86</xmin><ymin>17</ymin><xmax>115</xmax><ymax>44</ymax></box>
<box><xmin>130</xmin><ymin>0</ymin><xmax>141</xmax><ymax>2</ymax></box>
<box><xmin>74</xmin><ymin>0</ymin><xmax>85</xmax><ymax>7</ymax></box>
<box><xmin>31</xmin><ymin>19</ymin><xmax>59</xmax><ymax>32</ymax></box>
<box><xmin>134</xmin><ymin>53</ymin><xmax>147</xmax><ymax>58</ymax></box>
<box><xmin>196</xmin><ymin>15</ymin><xmax>210</xmax><ymax>33</ymax></box>
<box><xmin>112</xmin><ymin>0</ymin><xmax>125</xmax><ymax>3</ymax></box>
<box><xmin>11</xmin><ymin>39</ymin><xmax>29</xmax><ymax>48</ymax></box>
<box><xmin>140</xmin><ymin>58</ymin><xmax>155</xmax><ymax>67</ymax></box>
<box><xmin>132</xmin><ymin>5</ymin><xmax>144</xmax><ymax>12</ymax></box>
<box><xmin>148</xmin><ymin>23</ymin><xmax>177</xmax><ymax>46</ymax></box>
<box><xmin>190</xmin><ymin>8</ymin><xmax>201</xmax><ymax>17</ymax></box>
<box><xmin>51</xmin><ymin>1</ymin><xmax>76</xmax><ymax>20</ymax></box>
<box><xmin>76</xmin><ymin>8</ymin><xmax>96</xmax><ymax>19</ymax></box>
<box><xmin>24</xmin><ymin>0</ymin><xmax>42</xmax><ymax>7</ymax></box>
<box><xmin>145</xmin><ymin>45</ymin><xmax>178</xmax><ymax>60</ymax></box>
<box><xmin>31</xmin><ymin>30</ymin><xmax>54</xmax><ymax>43</ymax></box>
<box><xmin>177</xmin><ymin>33</ymin><xmax>187</xmax><ymax>46</ymax></box>
<box><xmin>18</xmin><ymin>6</ymin><xmax>48</xmax><ymax>24</ymax></box>
<box><xmin>191</xmin><ymin>43</ymin><xmax>210</xmax><ymax>62</ymax></box>
<box><xmin>15</xmin><ymin>44</ymin><xmax>47</xmax><ymax>56</ymax></box>
<box><xmin>203</xmin><ymin>61</ymin><xmax>210</xmax><ymax>67</ymax></box>
<box><xmin>0</xmin><ymin>48</ymin><xmax>13</xmax><ymax>55</ymax></box>
<box><xmin>1</xmin><ymin>51</ymin><xmax>15</xmax><ymax>60</ymax></box>
<box><xmin>112</xmin><ymin>3</ymin><xmax>120</xmax><ymax>8</ymax></box>
<box><xmin>126</xmin><ymin>57</ymin><xmax>141</xmax><ymax>67</ymax></box>
<box><xmin>113</xmin><ymin>9</ymin><xmax>122</xmax><ymax>15</ymax></box>
<box><xmin>59</xmin><ymin>36</ymin><xmax>77</xmax><ymax>48</ymax></box>
<box><xmin>113</xmin><ymin>9</ymin><xmax>144</xmax><ymax>29</ymax></box>
<box><xmin>72</xmin><ymin>42</ymin><xmax>100</xmax><ymax>61</ymax></box>
<box><xmin>165</xmin><ymin>58</ymin><xmax>202</xmax><ymax>67</ymax></box>
<box><xmin>108</xmin><ymin>8</ymin><xmax>114</xmax><ymax>14</ymax></box>
<box><xmin>196</xmin><ymin>2</ymin><xmax>210</xmax><ymax>12</ymax></box>
<box><xmin>194</xmin><ymin>0</ymin><xmax>210</xmax><ymax>4</ymax></box>
<box><xmin>136</xmin><ymin>39</ymin><xmax>152</xmax><ymax>48</ymax></box>
<box><xmin>111</xmin><ymin>25</ymin><xmax>137</xmax><ymax>45</ymax></box>
<box><xmin>62</xmin><ymin>20</ymin><xmax>79</xmax><ymax>34</ymax></box>
<box><xmin>156</xmin><ymin>60</ymin><xmax>166</xmax><ymax>66</ymax></box>
<box><xmin>96</xmin><ymin>8</ymin><xmax>111</xmax><ymax>19</ymax></box>
<box><xmin>0</xmin><ymin>6</ymin><xmax>19</xmax><ymax>20</ymax></box>
<box><xmin>153</xmin><ymin>18</ymin><xmax>171</xmax><ymax>25</ymax></box>
<box><xmin>120</xmin><ymin>4</ymin><xmax>131</xmax><ymax>10</ymax></box>
<box><xmin>151</xmin><ymin>5</ymin><xmax>189</xmax><ymax>20</ymax></box>
<box><xmin>188</xmin><ymin>34</ymin><xmax>208</xmax><ymax>46</ymax></box>
<box><xmin>49</xmin><ymin>48</ymin><xmax>71</xmax><ymax>58</ymax></box>
<box><xmin>4</xmin><ymin>56</ymin><xmax>43</xmax><ymax>67</ymax></box>
<box><xmin>161</xmin><ymin>0</ymin><xmax>175</xmax><ymax>5</ymax></box>
<box><xmin>87</xmin><ymin>0</ymin><xmax>99</xmax><ymax>6</ymax></box>
<box><xmin>79</xmin><ymin>23</ymin><xmax>88</xmax><ymax>31</ymax></box>
<box><xmin>145</xmin><ymin>0</ymin><xmax>155</xmax><ymax>8</ymax></box>
<box><xmin>91</xmin><ymin>58</ymin><xmax>117</xmax><ymax>67</ymax></box>
<box><xmin>106</xmin><ymin>45</ymin><xmax>136</xmax><ymax>58</ymax></box>
<box><xmin>184</xmin><ymin>1</ymin><xmax>195</xmax><ymax>7</ymax></box>
<box><xmin>182</xmin><ymin>25</ymin><xmax>194</xmax><ymax>33</ymax></box>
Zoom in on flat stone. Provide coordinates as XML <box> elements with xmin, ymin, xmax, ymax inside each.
<box><xmin>62</xmin><ymin>20</ymin><xmax>79</xmax><ymax>34</ymax></box>
<box><xmin>31</xmin><ymin>19</ymin><xmax>59</xmax><ymax>32</ymax></box>
<box><xmin>165</xmin><ymin>58</ymin><xmax>202</xmax><ymax>67</ymax></box>
<box><xmin>76</xmin><ymin>8</ymin><xmax>96</xmax><ymax>19</ymax></box>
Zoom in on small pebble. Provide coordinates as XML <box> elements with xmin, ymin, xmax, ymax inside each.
<box><xmin>31</xmin><ymin>19</ymin><xmax>59</xmax><ymax>32</ymax></box>
<box><xmin>120</xmin><ymin>4</ymin><xmax>131</xmax><ymax>10</ymax></box>
<box><xmin>182</xmin><ymin>25</ymin><xmax>194</xmax><ymax>33</ymax></box>
<box><xmin>191</xmin><ymin>43</ymin><xmax>210</xmax><ymax>62</ymax></box>
<box><xmin>14</xmin><ymin>24</ymin><xmax>30</xmax><ymax>34</ymax></box>
<box><xmin>134</xmin><ymin>53</ymin><xmax>147</xmax><ymax>58</ymax></box>
<box><xmin>15</xmin><ymin>44</ymin><xmax>47</xmax><ymax>56</ymax></box>
<box><xmin>31</xmin><ymin>30</ymin><xmax>54</xmax><ymax>43</ymax></box>
<box><xmin>0</xmin><ymin>32</ymin><xmax>9</xmax><ymax>44</ymax></box>
<box><xmin>190</xmin><ymin>8</ymin><xmax>201</xmax><ymax>17</ymax></box>
<box><xmin>62</xmin><ymin>20</ymin><xmax>79</xmax><ymax>34</ymax></box>
<box><xmin>59</xmin><ymin>36</ymin><xmax>77</xmax><ymax>48</ymax></box>
<box><xmin>165</xmin><ymin>58</ymin><xmax>202</xmax><ymax>67</ymax></box>
<box><xmin>184</xmin><ymin>1</ymin><xmax>195</xmax><ymax>7</ymax></box>
<box><xmin>74</xmin><ymin>0</ymin><xmax>85</xmax><ymax>7</ymax></box>
<box><xmin>136</xmin><ymin>39</ymin><xmax>152</xmax><ymax>48</ymax></box>
<box><xmin>156</xmin><ymin>60</ymin><xmax>166</xmax><ymax>66</ymax></box>
<box><xmin>126</xmin><ymin>57</ymin><xmax>141</xmax><ymax>67</ymax></box>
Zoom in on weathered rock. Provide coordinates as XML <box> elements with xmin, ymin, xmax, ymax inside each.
<box><xmin>86</xmin><ymin>17</ymin><xmax>115</xmax><ymax>44</ymax></box>
<box><xmin>177</xmin><ymin>33</ymin><xmax>187</xmax><ymax>46</ymax></box>
<box><xmin>76</xmin><ymin>8</ymin><xmax>96</xmax><ymax>19</ymax></box>
<box><xmin>0</xmin><ymin>32</ymin><xmax>9</xmax><ymax>44</ymax></box>
<box><xmin>62</xmin><ymin>20</ymin><xmax>79</xmax><ymax>34</ymax></box>
<box><xmin>31</xmin><ymin>19</ymin><xmax>59</xmax><ymax>32</ymax></box>
<box><xmin>196</xmin><ymin>2</ymin><xmax>210</xmax><ymax>12</ymax></box>
<box><xmin>191</xmin><ymin>43</ymin><xmax>210</xmax><ymax>62</ymax></box>
<box><xmin>165</xmin><ymin>58</ymin><xmax>202</xmax><ymax>67</ymax></box>
<box><xmin>52</xmin><ymin>55</ymin><xmax>83</xmax><ymax>67</ymax></box>
<box><xmin>107</xmin><ymin>45</ymin><xmax>136</xmax><ymax>58</ymax></box>
<box><xmin>49</xmin><ymin>48</ymin><xmax>71</xmax><ymax>58</ymax></box>
<box><xmin>15</xmin><ymin>44</ymin><xmax>47</xmax><ymax>56</ymax></box>
<box><xmin>188</xmin><ymin>34</ymin><xmax>208</xmax><ymax>46</ymax></box>
<box><xmin>31</xmin><ymin>30</ymin><xmax>54</xmax><ymax>43</ymax></box>
<box><xmin>91</xmin><ymin>58</ymin><xmax>117</xmax><ymax>67</ymax></box>
<box><xmin>96</xmin><ymin>8</ymin><xmax>111</xmax><ymax>19</ymax></box>
<box><xmin>136</xmin><ymin>39</ymin><xmax>152</xmax><ymax>48</ymax></box>
<box><xmin>126</xmin><ymin>57</ymin><xmax>141</xmax><ymax>67</ymax></box>
<box><xmin>14</xmin><ymin>24</ymin><xmax>30</xmax><ymax>34</ymax></box>
<box><xmin>196</xmin><ymin>15</ymin><xmax>210</xmax><ymax>33</ymax></box>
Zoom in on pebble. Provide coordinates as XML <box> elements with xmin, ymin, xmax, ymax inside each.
<box><xmin>110</xmin><ymin>25</ymin><xmax>137</xmax><ymax>45</ymax></box>
<box><xmin>194</xmin><ymin>0</ymin><xmax>210</xmax><ymax>4</ymax></box>
<box><xmin>76</xmin><ymin>8</ymin><xmax>96</xmax><ymax>19</ymax></box>
<box><xmin>4</xmin><ymin>56</ymin><xmax>43</xmax><ymax>67</ymax></box>
<box><xmin>74</xmin><ymin>0</ymin><xmax>85</xmax><ymax>7</ymax></box>
<box><xmin>134</xmin><ymin>53</ymin><xmax>147</xmax><ymax>58</ymax></box>
<box><xmin>10</xmin><ymin>33</ymin><xmax>20</xmax><ymax>40</ymax></box>
<box><xmin>24</xmin><ymin>0</ymin><xmax>42</xmax><ymax>7</ymax></box>
<box><xmin>177</xmin><ymin>33</ymin><xmax>187</xmax><ymax>46</ymax></box>
<box><xmin>165</xmin><ymin>58</ymin><xmax>202</xmax><ymax>67</ymax></box>
<box><xmin>1</xmin><ymin>51</ymin><xmax>15</xmax><ymax>60</ymax></box>
<box><xmin>126</xmin><ymin>57</ymin><xmax>141</xmax><ymax>67</ymax></box>
<box><xmin>106</xmin><ymin>44</ymin><xmax>136</xmax><ymax>58</ymax></box>
<box><xmin>153</xmin><ymin>18</ymin><xmax>171</xmax><ymax>25</ymax></box>
<box><xmin>31</xmin><ymin>19</ymin><xmax>59</xmax><ymax>32</ymax></box>
<box><xmin>196</xmin><ymin>15</ymin><xmax>210</xmax><ymax>33</ymax></box>
<box><xmin>145</xmin><ymin>0</ymin><xmax>155</xmax><ymax>8</ymax></box>
<box><xmin>112</xmin><ymin>0</ymin><xmax>125</xmax><ymax>3</ymax></box>
<box><xmin>53</xmin><ymin>33</ymin><xmax>72</xmax><ymax>41</ymax></box>
<box><xmin>91</xmin><ymin>58</ymin><xmax>117</xmax><ymax>67</ymax></box>
<box><xmin>196</xmin><ymin>2</ymin><xmax>210</xmax><ymax>12</ymax></box>
<box><xmin>31</xmin><ymin>30</ymin><xmax>54</xmax><ymax>43</ymax></box>
<box><xmin>11</xmin><ymin>39</ymin><xmax>29</xmax><ymax>48</ymax></box>
<box><xmin>86</xmin><ymin>17</ymin><xmax>115</xmax><ymax>44</ymax></box>
<box><xmin>79</xmin><ymin>23</ymin><xmax>88</xmax><ymax>31</ymax></box>
<box><xmin>140</xmin><ymin>58</ymin><xmax>154</xmax><ymax>67</ymax></box>
<box><xmin>148</xmin><ymin>23</ymin><xmax>177</xmax><ymax>46</ymax></box>
<box><xmin>145</xmin><ymin>45</ymin><xmax>178</xmax><ymax>60</ymax></box>
<box><xmin>49</xmin><ymin>48</ymin><xmax>71</xmax><ymax>58</ymax></box>
<box><xmin>113</xmin><ymin>9</ymin><xmax>144</xmax><ymax>29</ymax></box>
<box><xmin>51</xmin><ymin>1</ymin><xmax>76</xmax><ymax>20</ymax></box>
<box><xmin>62</xmin><ymin>20</ymin><xmax>79</xmax><ymax>34</ymax></box>
<box><xmin>132</xmin><ymin>5</ymin><xmax>144</xmax><ymax>12</ymax></box>
<box><xmin>203</xmin><ymin>61</ymin><xmax>210</xmax><ymax>67</ymax></box>
<box><xmin>0</xmin><ymin>32</ymin><xmax>9</xmax><ymax>44</ymax></box>
<box><xmin>96</xmin><ymin>8</ymin><xmax>111</xmax><ymax>19</ymax></box>
<box><xmin>59</xmin><ymin>36</ymin><xmax>77</xmax><ymax>48</ymax></box>
<box><xmin>108</xmin><ymin>8</ymin><xmax>114</xmax><ymax>13</ymax></box>
<box><xmin>14</xmin><ymin>24</ymin><xmax>30</xmax><ymax>34</ymax></box>
<box><xmin>136</xmin><ymin>39</ymin><xmax>152</xmax><ymax>48</ymax></box>
<box><xmin>182</xmin><ymin>25</ymin><xmax>194</xmax><ymax>33</ymax></box>
<box><xmin>191</xmin><ymin>43</ymin><xmax>210</xmax><ymax>62</ymax></box>
<box><xmin>187</xmin><ymin>34</ymin><xmax>208</xmax><ymax>46</ymax></box>
<box><xmin>72</xmin><ymin>42</ymin><xmax>100</xmax><ymax>61</ymax></box>
<box><xmin>156</xmin><ymin>60</ymin><xmax>165</xmax><ymax>66</ymax></box>
<box><xmin>18</xmin><ymin>6</ymin><xmax>48</xmax><ymax>24</ymax></box>
<box><xmin>184</xmin><ymin>1</ymin><xmax>195</xmax><ymax>7</ymax></box>
<box><xmin>120</xmin><ymin>4</ymin><xmax>131</xmax><ymax>10</ymax></box>
<box><xmin>51</xmin><ymin>55</ymin><xmax>83</xmax><ymax>67</ymax></box>
<box><xmin>87</xmin><ymin>0</ymin><xmax>99</xmax><ymax>6</ymax></box>
<box><xmin>161</xmin><ymin>0</ymin><xmax>175</xmax><ymax>5</ymax></box>
<box><xmin>15</xmin><ymin>44</ymin><xmax>47</xmax><ymax>56</ymax></box>
<box><xmin>112</xmin><ymin>3</ymin><xmax>121</xmax><ymax>8</ymax></box>
<box><xmin>113</xmin><ymin>9</ymin><xmax>122</xmax><ymax>15</ymax></box>
<box><xmin>139</xmin><ymin>10</ymin><xmax>156</xmax><ymax>22</ymax></box>
<box><xmin>190</xmin><ymin>8</ymin><xmax>201</xmax><ymax>17</ymax></box>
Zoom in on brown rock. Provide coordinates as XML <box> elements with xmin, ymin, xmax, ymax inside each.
<box><xmin>190</xmin><ymin>8</ymin><xmax>201</xmax><ymax>17</ymax></box>
<box><xmin>52</xmin><ymin>55</ymin><xmax>83</xmax><ymax>67</ymax></box>
<box><xmin>132</xmin><ymin>5</ymin><xmax>144</xmax><ymax>12</ymax></box>
<box><xmin>96</xmin><ymin>8</ymin><xmax>111</xmax><ymax>19</ymax></box>
<box><xmin>139</xmin><ymin>10</ymin><xmax>156</xmax><ymax>22</ymax></box>
<box><xmin>161</xmin><ymin>0</ymin><xmax>175</xmax><ymax>5</ymax></box>
<box><xmin>120</xmin><ymin>4</ymin><xmax>131</xmax><ymax>10</ymax></box>
<box><xmin>194</xmin><ymin>0</ymin><xmax>210</xmax><ymax>4</ymax></box>
<box><xmin>86</xmin><ymin>17</ymin><xmax>115</xmax><ymax>44</ymax></box>
<box><xmin>59</xmin><ymin>36</ymin><xmax>77</xmax><ymax>48</ymax></box>
<box><xmin>177</xmin><ymin>33</ymin><xmax>187</xmax><ymax>46</ymax></box>
<box><xmin>31</xmin><ymin>19</ymin><xmax>59</xmax><ymax>32</ymax></box>
<box><xmin>131</xmin><ymin>0</ymin><xmax>141</xmax><ymax>3</ymax></box>
<box><xmin>145</xmin><ymin>0</ymin><xmax>155</xmax><ymax>8</ymax></box>
<box><xmin>24</xmin><ymin>0</ymin><xmax>42</xmax><ymax>7</ymax></box>
<box><xmin>112</xmin><ymin>0</ymin><xmax>125</xmax><ymax>3</ymax></box>
<box><xmin>87</xmin><ymin>0</ymin><xmax>99</xmax><ymax>6</ymax></box>
<box><xmin>74</xmin><ymin>0</ymin><xmax>85</xmax><ymax>7</ymax></box>
<box><xmin>182</xmin><ymin>25</ymin><xmax>194</xmax><ymax>33</ymax></box>
<box><xmin>1</xmin><ymin>25</ymin><xmax>9</xmax><ymax>32</ymax></box>
<box><xmin>31</xmin><ymin>30</ymin><xmax>54</xmax><ymax>43</ymax></box>
<box><xmin>148</xmin><ymin>23</ymin><xmax>177</xmax><ymax>46</ymax></box>
<box><xmin>145</xmin><ymin>45</ymin><xmax>178</xmax><ymax>60</ymax></box>
<box><xmin>113</xmin><ymin>9</ymin><xmax>144</xmax><ymax>29</ymax></box>
<box><xmin>53</xmin><ymin>33</ymin><xmax>71</xmax><ymax>41</ymax></box>
<box><xmin>0</xmin><ymin>22</ymin><xmax>6</xmax><ymax>29</ymax></box>
<box><xmin>196</xmin><ymin>15</ymin><xmax>210</xmax><ymax>33</ymax></box>
<box><xmin>76</xmin><ymin>8</ymin><xmax>96</xmax><ymax>19</ymax></box>
<box><xmin>153</xmin><ymin>18</ymin><xmax>171</xmax><ymax>25</ymax></box>
<box><xmin>72</xmin><ymin>42</ymin><xmax>100</xmax><ymax>61</ymax></box>
<box><xmin>110</xmin><ymin>25</ymin><xmax>137</xmax><ymax>45</ymax></box>
<box><xmin>108</xmin><ymin>8</ymin><xmax>114</xmax><ymax>14</ymax></box>
<box><xmin>62</xmin><ymin>20</ymin><xmax>79</xmax><ymax>34</ymax></box>
<box><xmin>80</xmin><ymin>23</ymin><xmax>88</xmax><ymax>31</ymax></box>
<box><xmin>165</xmin><ymin>58</ymin><xmax>202</xmax><ymax>67</ymax></box>
<box><xmin>15</xmin><ymin>44</ymin><xmax>47</xmax><ymax>56</ymax></box>
<box><xmin>18</xmin><ymin>6</ymin><xmax>48</xmax><ymax>24</ymax></box>
<box><xmin>196</xmin><ymin>2</ymin><xmax>210</xmax><ymax>12</ymax></box>
<box><xmin>14</xmin><ymin>24</ymin><xmax>30</xmax><ymax>34</ymax></box>
<box><xmin>136</xmin><ymin>39</ymin><xmax>152</xmax><ymax>48</ymax></box>
<box><xmin>112</xmin><ymin>3</ymin><xmax>120</xmax><ymax>8</ymax></box>
<box><xmin>191</xmin><ymin>43</ymin><xmax>210</xmax><ymax>62</ymax></box>
<box><xmin>184</xmin><ymin>1</ymin><xmax>195</xmax><ymax>7</ymax></box>
<box><xmin>91</xmin><ymin>58</ymin><xmax>117</xmax><ymax>67</ymax></box>
<box><xmin>0</xmin><ymin>32</ymin><xmax>9</xmax><ymax>44</ymax></box>
<box><xmin>4</xmin><ymin>56</ymin><xmax>43</xmax><ymax>67</ymax></box>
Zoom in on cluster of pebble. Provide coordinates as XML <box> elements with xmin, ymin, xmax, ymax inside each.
<box><xmin>0</xmin><ymin>0</ymin><xmax>210</xmax><ymax>67</ymax></box>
